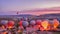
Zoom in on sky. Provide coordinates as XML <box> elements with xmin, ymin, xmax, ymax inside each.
<box><xmin>0</xmin><ymin>0</ymin><xmax>60</xmax><ymax>15</ymax></box>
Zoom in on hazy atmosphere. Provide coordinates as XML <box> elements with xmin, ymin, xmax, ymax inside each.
<box><xmin>0</xmin><ymin>0</ymin><xmax>60</xmax><ymax>15</ymax></box>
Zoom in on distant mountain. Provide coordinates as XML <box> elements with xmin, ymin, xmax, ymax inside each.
<box><xmin>42</xmin><ymin>13</ymin><xmax>60</xmax><ymax>16</ymax></box>
<box><xmin>0</xmin><ymin>14</ymin><xmax>36</xmax><ymax>18</ymax></box>
<box><xmin>38</xmin><ymin>13</ymin><xmax>60</xmax><ymax>18</ymax></box>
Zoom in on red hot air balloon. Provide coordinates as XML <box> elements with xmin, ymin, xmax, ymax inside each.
<box><xmin>7</xmin><ymin>21</ymin><xmax>14</xmax><ymax>29</ymax></box>
<box><xmin>18</xmin><ymin>20</ymin><xmax>25</xmax><ymax>30</ymax></box>
<box><xmin>53</xmin><ymin>19</ymin><xmax>59</xmax><ymax>30</ymax></box>
<box><xmin>36</xmin><ymin>20</ymin><xmax>42</xmax><ymax>30</ymax></box>
<box><xmin>36</xmin><ymin>20</ymin><xmax>41</xmax><ymax>25</ymax></box>
<box><xmin>19</xmin><ymin>20</ymin><xmax>23</xmax><ymax>26</ymax></box>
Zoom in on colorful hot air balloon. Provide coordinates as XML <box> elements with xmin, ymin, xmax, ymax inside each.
<box><xmin>7</xmin><ymin>21</ymin><xmax>14</xmax><ymax>29</ymax></box>
<box><xmin>49</xmin><ymin>20</ymin><xmax>54</xmax><ymax>30</ymax></box>
<box><xmin>36</xmin><ymin>20</ymin><xmax>42</xmax><ymax>30</ymax></box>
<box><xmin>41</xmin><ymin>20</ymin><xmax>49</xmax><ymax>30</ymax></box>
<box><xmin>19</xmin><ymin>20</ymin><xmax>24</xmax><ymax>30</ymax></box>
<box><xmin>53</xmin><ymin>19</ymin><xmax>59</xmax><ymax>30</ymax></box>
<box><xmin>30</xmin><ymin>20</ymin><xmax>36</xmax><ymax>25</ymax></box>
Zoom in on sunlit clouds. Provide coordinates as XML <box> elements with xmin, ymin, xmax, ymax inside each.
<box><xmin>0</xmin><ymin>0</ymin><xmax>60</xmax><ymax>15</ymax></box>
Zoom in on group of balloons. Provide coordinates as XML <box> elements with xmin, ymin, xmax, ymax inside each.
<box><xmin>19</xmin><ymin>19</ymin><xmax>59</xmax><ymax>31</ymax></box>
<box><xmin>0</xmin><ymin>19</ymin><xmax>59</xmax><ymax>31</ymax></box>
<box><xmin>0</xmin><ymin>20</ymin><xmax>14</xmax><ymax>29</ymax></box>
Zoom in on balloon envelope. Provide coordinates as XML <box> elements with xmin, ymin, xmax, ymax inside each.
<box><xmin>41</xmin><ymin>20</ymin><xmax>49</xmax><ymax>30</ymax></box>
<box><xmin>1</xmin><ymin>20</ymin><xmax>8</xmax><ymax>25</ymax></box>
<box><xmin>22</xmin><ymin>21</ymin><xmax>29</xmax><ymax>27</ymax></box>
<box><xmin>53</xmin><ymin>19</ymin><xmax>59</xmax><ymax>29</ymax></box>
<box><xmin>36</xmin><ymin>20</ymin><xmax>41</xmax><ymax>25</ymax></box>
<box><xmin>30</xmin><ymin>20</ymin><xmax>36</xmax><ymax>25</ymax></box>
<box><xmin>23</xmin><ymin>17</ymin><xmax>28</xmax><ymax>21</ymax></box>
<box><xmin>8</xmin><ymin>21</ymin><xmax>15</xmax><ymax>26</ymax></box>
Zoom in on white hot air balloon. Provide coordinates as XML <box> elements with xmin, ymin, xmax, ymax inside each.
<box><xmin>22</xmin><ymin>21</ymin><xmax>29</xmax><ymax>27</ymax></box>
<box><xmin>30</xmin><ymin>20</ymin><xmax>36</xmax><ymax>25</ymax></box>
<box><xmin>23</xmin><ymin>17</ymin><xmax>28</xmax><ymax>21</ymax></box>
<box><xmin>1</xmin><ymin>20</ymin><xmax>8</xmax><ymax>25</ymax></box>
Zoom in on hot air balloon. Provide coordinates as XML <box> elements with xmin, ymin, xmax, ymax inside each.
<box><xmin>49</xmin><ymin>20</ymin><xmax>54</xmax><ymax>30</ymax></box>
<box><xmin>23</xmin><ymin>17</ymin><xmax>28</xmax><ymax>21</ymax></box>
<box><xmin>53</xmin><ymin>19</ymin><xmax>59</xmax><ymax>30</ymax></box>
<box><xmin>19</xmin><ymin>20</ymin><xmax>23</xmax><ymax>26</ymax></box>
<box><xmin>22</xmin><ymin>21</ymin><xmax>29</xmax><ymax>27</ymax></box>
<box><xmin>36</xmin><ymin>20</ymin><xmax>41</xmax><ymax>25</ymax></box>
<box><xmin>18</xmin><ymin>20</ymin><xmax>24</xmax><ymax>30</ymax></box>
<box><xmin>41</xmin><ymin>20</ymin><xmax>49</xmax><ymax>30</ymax></box>
<box><xmin>7</xmin><ymin>21</ymin><xmax>15</xmax><ymax>29</ymax></box>
<box><xmin>30</xmin><ymin>20</ymin><xmax>36</xmax><ymax>25</ymax></box>
<box><xmin>1</xmin><ymin>20</ymin><xmax>8</xmax><ymax>25</ymax></box>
